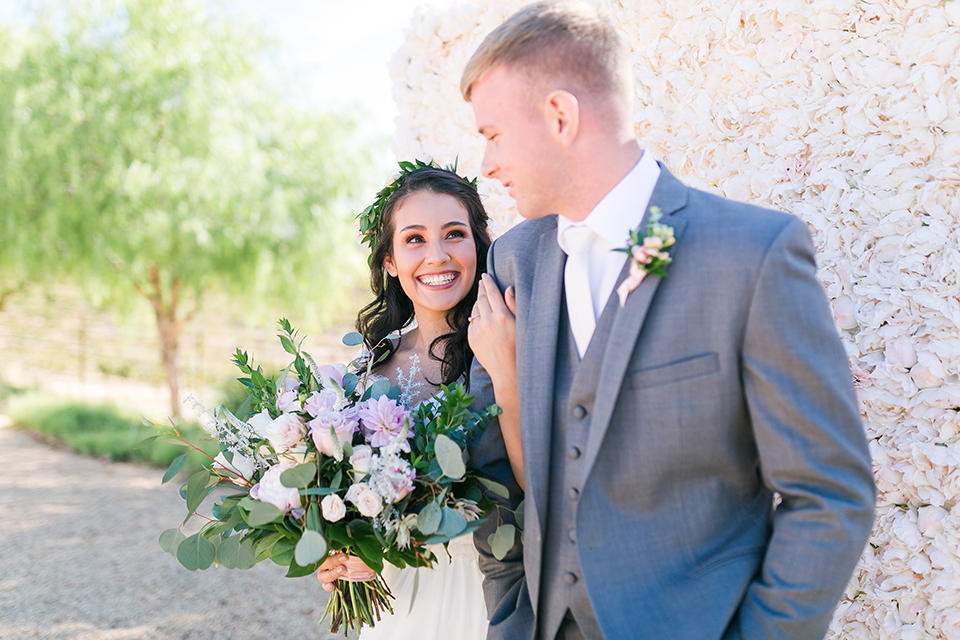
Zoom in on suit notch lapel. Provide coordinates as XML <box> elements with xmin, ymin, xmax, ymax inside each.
<box><xmin>581</xmin><ymin>173</ymin><xmax>689</xmax><ymax>484</ymax></box>
<box><xmin>522</xmin><ymin>227</ymin><xmax>564</xmax><ymax>534</ymax></box>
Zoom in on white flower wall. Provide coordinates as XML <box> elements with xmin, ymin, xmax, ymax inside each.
<box><xmin>391</xmin><ymin>0</ymin><xmax>960</xmax><ymax>637</ymax></box>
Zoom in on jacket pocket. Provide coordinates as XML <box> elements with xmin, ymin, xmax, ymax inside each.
<box><xmin>626</xmin><ymin>352</ymin><xmax>720</xmax><ymax>389</ymax></box>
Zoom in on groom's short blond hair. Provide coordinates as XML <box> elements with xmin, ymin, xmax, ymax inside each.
<box><xmin>460</xmin><ymin>1</ymin><xmax>630</xmax><ymax>105</ymax></box>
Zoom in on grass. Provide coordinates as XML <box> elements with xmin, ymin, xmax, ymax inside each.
<box><xmin>7</xmin><ymin>393</ymin><xmax>218</xmax><ymax>472</ymax></box>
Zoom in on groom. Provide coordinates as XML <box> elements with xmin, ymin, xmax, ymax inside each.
<box><xmin>466</xmin><ymin>3</ymin><xmax>876</xmax><ymax>640</ymax></box>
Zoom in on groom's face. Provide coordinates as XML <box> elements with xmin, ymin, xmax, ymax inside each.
<box><xmin>471</xmin><ymin>65</ymin><xmax>559</xmax><ymax>219</ymax></box>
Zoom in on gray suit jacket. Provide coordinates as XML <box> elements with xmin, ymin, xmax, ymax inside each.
<box><xmin>469</xmin><ymin>166</ymin><xmax>876</xmax><ymax>640</ymax></box>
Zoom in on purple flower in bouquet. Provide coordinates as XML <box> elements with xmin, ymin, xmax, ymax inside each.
<box><xmin>304</xmin><ymin>390</ymin><xmax>339</xmax><ymax>417</ymax></box>
<box><xmin>250</xmin><ymin>463</ymin><xmax>301</xmax><ymax>513</ymax></box>
<box><xmin>355</xmin><ymin>396</ymin><xmax>412</xmax><ymax>450</ymax></box>
<box><xmin>309</xmin><ymin>409</ymin><xmax>359</xmax><ymax>458</ymax></box>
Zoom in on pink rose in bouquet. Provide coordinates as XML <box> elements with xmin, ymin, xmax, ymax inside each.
<box><xmin>309</xmin><ymin>409</ymin><xmax>358</xmax><ymax>457</ymax></box>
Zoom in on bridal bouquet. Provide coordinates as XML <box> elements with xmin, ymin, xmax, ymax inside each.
<box><xmin>147</xmin><ymin>320</ymin><xmax>511</xmax><ymax>635</ymax></box>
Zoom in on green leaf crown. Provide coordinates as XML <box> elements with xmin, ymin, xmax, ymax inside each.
<box><xmin>357</xmin><ymin>159</ymin><xmax>478</xmax><ymax>263</ymax></box>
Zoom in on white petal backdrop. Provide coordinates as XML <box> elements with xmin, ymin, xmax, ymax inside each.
<box><xmin>391</xmin><ymin>0</ymin><xmax>960</xmax><ymax>637</ymax></box>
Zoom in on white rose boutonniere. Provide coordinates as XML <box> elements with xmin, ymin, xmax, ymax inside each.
<box><xmin>615</xmin><ymin>206</ymin><xmax>676</xmax><ymax>307</ymax></box>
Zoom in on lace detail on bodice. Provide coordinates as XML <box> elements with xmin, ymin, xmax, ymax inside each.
<box><xmin>362</xmin><ymin>353</ymin><xmax>431</xmax><ymax>408</ymax></box>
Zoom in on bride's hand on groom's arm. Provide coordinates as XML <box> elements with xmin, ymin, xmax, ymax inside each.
<box><xmin>469</xmin><ymin>273</ymin><xmax>524</xmax><ymax>489</ymax></box>
<box><xmin>468</xmin><ymin>273</ymin><xmax>517</xmax><ymax>389</ymax></box>
<box><xmin>316</xmin><ymin>553</ymin><xmax>376</xmax><ymax>592</ymax></box>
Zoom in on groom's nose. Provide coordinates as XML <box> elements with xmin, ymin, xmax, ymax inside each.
<box><xmin>480</xmin><ymin>147</ymin><xmax>498</xmax><ymax>180</ymax></box>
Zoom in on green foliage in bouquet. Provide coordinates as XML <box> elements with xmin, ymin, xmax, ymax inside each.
<box><xmin>146</xmin><ymin>320</ymin><xmax>515</xmax><ymax>635</ymax></box>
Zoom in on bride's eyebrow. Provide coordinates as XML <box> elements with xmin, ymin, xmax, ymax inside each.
<box><xmin>398</xmin><ymin>221</ymin><xmax>468</xmax><ymax>233</ymax></box>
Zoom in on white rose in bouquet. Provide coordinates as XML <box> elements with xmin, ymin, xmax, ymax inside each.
<box><xmin>321</xmin><ymin>494</ymin><xmax>347</xmax><ymax>522</ymax></box>
<box><xmin>246</xmin><ymin>409</ymin><xmax>273</xmax><ymax>434</ymax></box>
<box><xmin>213</xmin><ymin>452</ymin><xmax>255</xmax><ymax>486</ymax></box>
<box><xmin>355</xmin><ymin>486</ymin><xmax>384</xmax><ymax>518</ymax></box>
<box><xmin>277</xmin><ymin>377</ymin><xmax>302</xmax><ymax>413</ymax></box>
<box><xmin>250</xmin><ymin>463</ymin><xmax>301</xmax><ymax>513</ymax></box>
<box><xmin>350</xmin><ymin>445</ymin><xmax>373</xmax><ymax>482</ymax></box>
<box><xmin>258</xmin><ymin>413</ymin><xmax>306</xmax><ymax>452</ymax></box>
<box><xmin>345</xmin><ymin>482</ymin><xmax>383</xmax><ymax>518</ymax></box>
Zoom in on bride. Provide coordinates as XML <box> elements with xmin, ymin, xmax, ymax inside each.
<box><xmin>316</xmin><ymin>164</ymin><xmax>521</xmax><ymax>639</ymax></box>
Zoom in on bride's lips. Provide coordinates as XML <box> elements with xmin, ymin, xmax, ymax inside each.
<box><xmin>416</xmin><ymin>271</ymin><xmax>460</xmax><ymax>290</ymax></box>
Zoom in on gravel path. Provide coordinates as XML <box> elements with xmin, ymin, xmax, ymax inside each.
<box><xmin>0</xmin><ymin>416</ymin><xmax>347</xmax><ymax>640</ymax></box>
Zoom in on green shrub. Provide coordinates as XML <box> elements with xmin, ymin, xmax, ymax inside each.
<box><xmin>8</xmin><ymin>394</ymin><xmax>217</xmax><ymax>473</ymax></box>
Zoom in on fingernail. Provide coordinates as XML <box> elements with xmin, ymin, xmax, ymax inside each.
<box><xmin>337</xmin><ymin>566</ymin><xmax>344</xmax><ymax>574</ymax></box>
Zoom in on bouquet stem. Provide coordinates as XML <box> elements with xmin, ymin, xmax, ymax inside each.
<box><xmin>320</xmin><ymin>575</ymin><xmax>394</xmax><ymax>636</ymax></box>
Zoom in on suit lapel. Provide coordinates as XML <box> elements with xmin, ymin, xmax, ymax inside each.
<box><xmin>521</xmin><ymin>225</ymin><xmax>565</xmax><ymax>535</ymax></box>
<box><xmin>581</xmin><ymin>167</ymin><xmax>690</xmax><ymax>484</ymax></box>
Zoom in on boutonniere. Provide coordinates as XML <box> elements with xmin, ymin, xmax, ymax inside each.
<box><xmin>615</xmin><ymin>206</ymin><xmax>676</xmax><ymax>307</ymax></box>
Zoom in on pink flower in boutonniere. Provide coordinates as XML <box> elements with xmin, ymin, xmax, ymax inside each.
<box><xmin>615</xmin><ymin>206</ymin><xmax>676</xmax><ymax>307</ymax></box>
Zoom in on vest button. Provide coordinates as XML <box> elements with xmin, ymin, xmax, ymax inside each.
<box><xmin>563</xmin><ymin>572</ymin><xmax>579</xmax><ymax>585</ymax></box>
<box><xmin>568</xmin><ymin>528</ymin><xmax>577</xmax><ymax>543</ymax></box>
<box><xmin>568</xmin><ymin>446</ymin><xmax>581</xmax><ymax>460</ymax></box>
<box><xmin>568</xmin><ymin>487</ymin><xmax>580</xmax><ymax>501</ymax></box>
<box><xmin>571</xmin><ymin>405</ymin><xmax>587</xmax><ymax>419</ymax></box>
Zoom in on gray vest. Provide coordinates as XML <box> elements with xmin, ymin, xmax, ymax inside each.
<box><xmin>539</xmin><ymin>291</ymin><xmax>618</xmax><ymax>640</ymax></box>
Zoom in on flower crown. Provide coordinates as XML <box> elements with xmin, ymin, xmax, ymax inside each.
<box><xmin>357</xmin><ymin>159</ymin><xmax>478</xmax><ymax>263</ymax></box>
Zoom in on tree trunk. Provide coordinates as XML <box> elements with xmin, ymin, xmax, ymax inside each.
<box><xmin>156</xmin><ymin>307</ymin><xmax>182</xmax><ymax>419</ymax></box>
<box><xmin>135</xmin><ymin>265</ymin><xmax>195</xmax><ymax>419</ymax></box>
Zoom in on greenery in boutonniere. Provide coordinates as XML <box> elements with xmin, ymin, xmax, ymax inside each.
<box><xmin>615</xmin><ymin>206</ymin><xmax>677</xmax><ymax>306</ymax></box>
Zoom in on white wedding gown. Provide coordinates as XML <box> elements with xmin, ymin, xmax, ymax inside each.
<box><xmin>361</xmin><ymin>537</ymin><xmax>487</xmax><ymax>640</ymax></box>
<box><xmin>357</xmin><ymin>353</ymin><xmax>488</xmax><ymax>640</ymax></box>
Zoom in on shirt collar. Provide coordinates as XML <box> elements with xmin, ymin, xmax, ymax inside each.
<box><xmin>557</xmin><ymin>150</ymin><xmax>661</xmax><ymax>248</ymax></box>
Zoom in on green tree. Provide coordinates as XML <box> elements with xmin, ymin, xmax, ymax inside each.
<box><xmin>0</xmin><ymin>0</ymin><xmax>374</xmax><ymax>416</ymax></box>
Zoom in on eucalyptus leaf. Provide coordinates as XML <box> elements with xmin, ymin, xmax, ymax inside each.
<box><xmin>177</xmin><ymin>533</ymin><xmax>216</xmax><ymax>571</ymax></box>
<box><xmin>158</xmin><ymin>528</ymin><xmax>186</xmax><ymax>555</ymax></box>
<box><xmin>236</xmin><ymin>538</ymin><xmax>258</xmax><ymax>570</ymax></box>
<box><xmin>489</xmin><ymin>524</ymin><xmax>516</xmax><ymax>561</ymax></box>
<box><xmin>216</xmin><ymin>535</ymin><xmax>241</xmax><ymax>568</ymax></box>
<box><xmin>436</xmin><ymin>507</ymin><xmax>467</xmax><ymax>539</ymax></box>
<box><xmin>342</xmin><ymin>331</ymin><xmax>364</xmax><ymax>346</ymax></box>
<box><xmin>132</xmin><ymin>434</ymin><xmax>160</xmax><ymax>450</ymax></box>
<box><xmin>477</xmin><ymin>476</ymin><xmax>510</xmax><ymax>500</ymax></box>
<box><xmin>514</xmin><ymin>499</ymin><xmax>525</xmax><ymax>529</ymax></box>
<box><xmin>417</xmin><ymin>501</ymin><xmax>441</xmax><ymax>535</ymax></box>
<box><xmin>162</xmin><ymin>453</ymin><xmax>188</xmax><ymax>484</ymax></box>
<box><xmin>294</xmin><ymin>529</ymin><xmax>328</xmax><ymax>566</ymax></box>
<box><xmin>185</xmin><ymin>469</ymin><xmax>213</xmax><ymax>515</ymax></box>
<box><xmin>306</xmin><ymin>503</ymin><xmax>322</xmax><ymax>532</ymax></box>
<box><xmin>246</xmin><ymin>501</ymin><xmax>284</xmax><ymax>526</ymax></box>
<box><xmin>342</xmin><ymin>373</ymin><xmax>358</xmax><ymax>396</ymax></box>
<box><xmin>435</xmin><ymin>434</ymin><xmax>465</xmax><ymax>481</ymax></box>
<box><xmin>366</xmin><ymin>379</ymin><xmax>391</xmax><ymax>400</ymax></box>
<box><xmin>279</xmin><ymin>463</ymin><xmax>316</xmax><ymax>488</ymax></box>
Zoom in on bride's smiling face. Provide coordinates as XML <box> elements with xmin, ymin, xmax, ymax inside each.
<box><xmin>383</xmin><ymin>190</ymin><xmax>478</xmax><ymax>322</ymax></box>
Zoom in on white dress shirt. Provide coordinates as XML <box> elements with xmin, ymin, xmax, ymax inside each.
<box><xmin>557</xmin><ymin>150</ymin><xmax>661</xmax><ymax>319</ymax></box>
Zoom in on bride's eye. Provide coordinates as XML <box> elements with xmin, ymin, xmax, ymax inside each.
<box><xmin>405</xmin><ymin>234</ymin><xmax>425</xmax><ymax>244</ymax></box>
<box><xmin>446</xmin><ymin>230</ymin><xmax>467</xmax><ymax>240</ymax></box>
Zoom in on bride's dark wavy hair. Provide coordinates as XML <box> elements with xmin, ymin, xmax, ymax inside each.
<box><xmin>356</xmin><ymin>167</ymin><xmax>492</xmax><ymax>386</ymax></box>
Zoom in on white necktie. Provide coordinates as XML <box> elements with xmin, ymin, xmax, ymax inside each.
<box><xmin>559</xmin><ymin>224</ymin><xmax>597</xmax><ymax>358</ymax></box>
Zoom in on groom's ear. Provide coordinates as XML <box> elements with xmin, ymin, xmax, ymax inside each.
<box><xmin>544</xmin><ymin>90</ymin><xmax>579</xmax><ymax>148</ymax></box>
<box><xmin>383</xmin><ymin>255</ymin><xmax>399</xmax><ymax>277</ymax></box>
